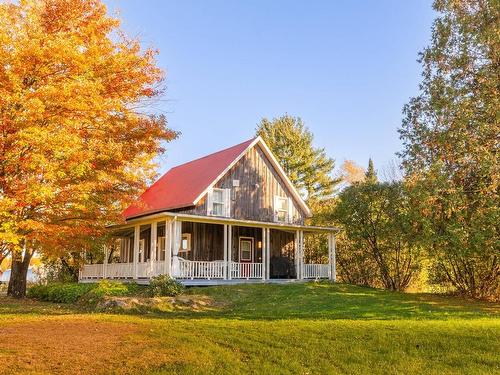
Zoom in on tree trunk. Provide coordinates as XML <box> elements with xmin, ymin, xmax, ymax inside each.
<box><xmin>7</xmin><ymin>243</ymin><xmax>33</xmax><ymax>298</ymax></box>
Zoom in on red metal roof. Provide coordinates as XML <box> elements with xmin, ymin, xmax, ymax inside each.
<box><xmin>122</xmin><ymin>138</ymin><xmax>256</xmax><ymax>219</ymax></box>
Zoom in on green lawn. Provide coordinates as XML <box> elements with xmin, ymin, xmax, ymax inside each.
<box><xmin>1</xmin><ymin>282</ymin><xmax>499</xmax><ymax>374</ymax></box>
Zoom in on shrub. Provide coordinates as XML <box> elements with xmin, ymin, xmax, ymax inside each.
<box><xmin>87</xmin><ymin>280</ymin><xmax>140</xmax><ymax>298</ymax></box>
<box><xmin>28</xmin><ymin>283</ymin><xmax>95</xmax><ymax>304</ymax></box>
<box><xmin>147</xmin><ymin>275</ymin><xmax>184</xmax><ymax>297</ymax></box>
<box><xmin>28</xmin><ymin>280</ymin><xmax>142</xmax><ymax>304</ymax></box>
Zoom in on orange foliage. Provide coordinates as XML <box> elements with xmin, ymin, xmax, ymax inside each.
<box><xmin>0</xmin><ymin>0</ymin><xmax>177</xmax><ymax>257</ymax></box>
<box><xmin>339</xmin><ymin>160</ymin><xmax>365</xmax><ymax>185</ymax></box>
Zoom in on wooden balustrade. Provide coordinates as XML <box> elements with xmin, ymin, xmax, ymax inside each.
<box><xmin>178</xmin><ymin>260</ymin><xmax>225</xmax><ymax>279</ymax></box>
<box><xmin>302</xmin><ymin>264</ymin><xmax>329</xmax><ymax>279</ymax></box>
<box><xmin>231</xmin><ymin>262</ymin><xmax>263</xmax><ymax>279</ymax></box>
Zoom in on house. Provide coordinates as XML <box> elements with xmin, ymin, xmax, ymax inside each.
<box><xmin>79</xmin><ymin>136</ymin><xmax>338</xmax><ymax>285</ymax></box>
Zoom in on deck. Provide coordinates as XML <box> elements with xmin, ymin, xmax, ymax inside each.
<box><xmin>79</xmin><ymin>277</ymin><xmax>309</xmax><ymax>286</ymax></box>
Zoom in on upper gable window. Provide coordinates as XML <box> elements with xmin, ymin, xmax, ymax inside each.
<box><xmin>274</xmin><ymin>196</ymin><xmax>290</xmax><ymax>223</ymax></box>
<box><xmin>213</xmin><ymin>188</ymin><xmax>224</xmax><ymax>216</ymax></box>
<box><xmin>207</xmin><ymin>188</ymin><xmax>230</xmax><ymax>217</ymax></box>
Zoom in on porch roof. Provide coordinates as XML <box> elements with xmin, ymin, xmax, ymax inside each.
<box><xmin>109</xmin><ymin>212</ymin><xmax>340</xmax><ymax>234</ymax></box>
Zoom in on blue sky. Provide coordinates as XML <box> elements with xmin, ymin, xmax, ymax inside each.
<box><xmin>105</xmin><ymin>0</ymin><xmax>436</xmax><ymax>176</ymax></box>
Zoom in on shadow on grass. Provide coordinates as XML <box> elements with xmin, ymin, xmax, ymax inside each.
<box><xmin>132</xmin><ymin>282</ymin><xmax>500</xmax><ymax>321</ymax></box>
<box><xmin>1</xmin><ymin>283</ymin><xmax>498</xmax><ymax>322</ymax></box>
<box><xmin>0</xmin><ymin>295</ymin><xmax>84</xmax><ymax>317</ymax></box>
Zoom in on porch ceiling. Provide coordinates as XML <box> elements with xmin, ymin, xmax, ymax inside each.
<box><xmin>108</xmin><ymin>212</ymin><xmax>340</xmax><ymax>234</ymax></box>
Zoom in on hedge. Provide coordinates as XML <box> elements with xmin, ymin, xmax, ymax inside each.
<box><xmin>28</xmin><ymin>280</ymin><xmax>142</xmax><ymax>304</ymax></box>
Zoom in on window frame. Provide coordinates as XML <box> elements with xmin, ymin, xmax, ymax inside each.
<box><xmin>157</xmin><ymin>236</ymin><xmax>166</xmax><ymax>261</ymax></box>
<box><xmin>179</xmin><ymin>233</ymin><xmax>192</xmax><ymax>253</ymax></box>
<box><xmin>239</xmin><ymin>237</ymin><xmax>254</xmax><ymax>262</ymax></box>
<box><xmin>274</xmin><ymin>196</ymin><xmax>289</xmax><ymax>223</ymax></box>
<box><xmin>212</xmin><ymin>188</ymin><xmax>225</xmax><ymax>216</ymax></box>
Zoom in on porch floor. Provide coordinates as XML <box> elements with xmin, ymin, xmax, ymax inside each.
<box><xmin>79</xmin><ymin>278</ymin><xmax>308</xmax><ymax>287</ymax></box>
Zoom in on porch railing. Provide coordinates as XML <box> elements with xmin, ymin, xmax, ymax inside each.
<box><xmin>80</xmin><ymin>264</ymin><xmax>103</xmax><ymax>279</ymax></box>
<box><xmin>107</xmin><ymin>263</ymin><xmax>134</xmax><ymax>279</ymax></box>
<box><xmin>231</xmin><ymin>262</ymin><xmax>262</xmax><ymax>279</ymax></box>
<box><xmin>81</xmin><ymin>261</ymin><xmax>329</xmax><ymax>280</ymax></box>
<box><xmin>137</xmin><ymin>261</ymin><xmax>167</xmax><ymax>278</ymax></box>
<box><xmin>178</xmin><ymin>259</ymin><xmax>225</xmax><ymax>279</ymax></box>
<box><xmin>303</xmin><ymin>264</ymin><xmax>330</xmax><ymax>279</ymax></box>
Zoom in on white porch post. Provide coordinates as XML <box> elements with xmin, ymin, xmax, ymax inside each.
<box><xmin>171</xmin><ymin>219</ymin><xmax>181</xmax><ymax>277</ymax></box>
<box><xmin>299</xmin><ymin>230</ymin><xmax>304</xmax><ymax>280</ymax></box>
<box><xmin>151</xmin><ymin>221</ymin><xmax>157</xmax><ymax>276</ymax></box>
<box><xmin>294</xmin><ymin>230</ymin><xmax>299</xmax><ymax>280</ymax></box>
<box><xmin>266</xmin><ymin>228</ymin><xmax>271</xmax><ymax>280</ymax></box>
<box><xmin>332</xmin><ymin>234</ymin><xmax>337</xmax><ymax>282</ymax></box>
<box><xmin>133</xmin><ymin>224</ymin><xmax>140</xmax><ymax>279</ymax></box>
<box><xmin>227</xmin><ymin>225</ymin><xmax>232</xmax><ymax>280</ymax></box>
<box><xmin>327</xmin><ymin>233</ymin><xmax>333</xmax><ymax>280</ymax></box>
<box><xmin>164</xmin><ymin>219</ymin><xmax>172</xmax><ymax>276</ymax></box>
<box><xmin>223</xmin><ymin>224</ymin><xmax>228</xmax><ymax>280</ymax></box>
<box><xmin>103</xmin><ymin>245</ymin><xmax>108</xmax><ymax>279</ymax></box>
<box><xmin>261</xmin><ymin>227</ymin><xmax>266</xmax><ymax>280</ymax></box>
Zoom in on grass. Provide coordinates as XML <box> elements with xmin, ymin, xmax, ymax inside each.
<box><xmin>0</xmin><ymin>282</ymin><xmax>499</xmax><ymax>374</ymax></box>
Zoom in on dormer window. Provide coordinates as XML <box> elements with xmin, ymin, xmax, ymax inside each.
<box><xmin>274</xmin><ymin>196</ymin><xmax>290</xmax><ymax>223</ymax></box>
<box><xmin>207</xmin><ymin>188</ymin><xmax>231</xmax><ymax>217</ymax></box>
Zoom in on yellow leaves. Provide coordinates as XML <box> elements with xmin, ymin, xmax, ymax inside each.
<box><xmin>0</xmin><ymin>0</ymin><xmax>178</xmax><ymax>258</ymax></box>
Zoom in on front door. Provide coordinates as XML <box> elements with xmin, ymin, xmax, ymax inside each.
<box><xmin>239</xmin><ymin>237</ymin><xmax>254</xmax><ymax>263</ymax></box>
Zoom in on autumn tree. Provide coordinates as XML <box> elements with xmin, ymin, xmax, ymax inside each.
<box><xmin>399</xmin><ymin>0</ymin><xmax>499</xmax><ymax>299</ymax></box>
<box><xmin>0</xmin><ymin>0</ymin><xmax>177</xmax><ymax>297</ymax></box>
<box><xmin>256</xmin><ymin>115</ymin><xmax>338</xmax><ymax>202</ymax></box>
<box><xmin>0</xmin><ymin>243</ymin><xmax>10</xmax><ymax>269</ymax></box>
<box><xmin>338</xmin><ymin>160</ymin><xmax>365</xmax><ymax>185</ymax></box>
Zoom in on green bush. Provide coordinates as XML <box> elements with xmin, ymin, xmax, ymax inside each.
<box><xmin>147</xmin><ymin>275</ymin><xmax>184</xmax><ymax>297</ymax></box>
<box><xmin>87</xmin><ymin>280</ymin><xmax>141</xmax><ymax>298</ymax></box>
<box><xmin>28</xmin><ymin>280</ymin><xmax>142</xmax><ymax>304</ymax></box>
<box><xmin>28</xmin><ymin>283</ymin><xmax>95</xmax><ymax>303</ymax></box>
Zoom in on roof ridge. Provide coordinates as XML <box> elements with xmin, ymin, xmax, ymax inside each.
<box><xmin>170</xmin><ymin>137</ymin><xmax>256</xmax><ymax>170</ymax></box>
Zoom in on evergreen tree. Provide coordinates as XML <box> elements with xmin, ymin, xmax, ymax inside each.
<box><xmin>256</xmin><ymin>115</ymin><xmax>339</xmax><ymax>202</ymax></box>
<box><xmin>365</xmin><ymin>158</ymin><xmax>377</xmax><ymax>183</ymax></box>
<box><xmin>399</xmin><ymin>0</ymin><xmax>499</xmax><ymax>299</ymax></box>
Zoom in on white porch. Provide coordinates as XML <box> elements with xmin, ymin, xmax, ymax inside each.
<box><xmin>79</xmin><ymin>213</ymin><xmax>337</xmax><ymax>285</ymax></box>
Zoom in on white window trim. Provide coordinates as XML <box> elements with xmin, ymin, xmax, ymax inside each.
<box><xmin>179</xmin><ymin>233</ymin><xmax>192</xmax><ymax>253</ymax></box>
<box><xmin>274</xmin><ymin>195</ymin><xmax>289</xmax><ymax>223</ymax></box>
<box><xmin>139</xmin><ymin>238</ymin><xmax>146</xmax><ymax>262</ymax></box>
<box><xmin>213</xmin><ymin>188</ymin><xmax>225</xmax><ymax>216</ymax></box>
<box><xmin>207</xmin><ymin>188</ymin><xmax>231</xmax><ymax>217</ymax></box>
<box><xmin>158</xmin><ymin>236</ymin><xmax>166</xmax><ymax>261</ymax></box>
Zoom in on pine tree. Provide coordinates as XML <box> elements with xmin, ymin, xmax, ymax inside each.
<box><xmin>365</xmin><ymin>158</ymin><xmax>377</xmax><ymax>184</ymax></box>
<box><xmin>256</xmin><ymin>115</ymin><xmax>338</xmax><ymax>202</ymax></box>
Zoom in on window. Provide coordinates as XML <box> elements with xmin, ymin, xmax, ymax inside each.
<box><xmin>239</xmin><ymin>237</ymin><xmax>254</xmax><ymax>262</ymax></box>
<box><xmin>208</xmin><ymin>188</ymin><xmax>230</xmax><ymax>217</ymax></box>
<box><xmin>139</xmin><ymin>238</ymin><xmax>145</xmax><ymax>262</ymax></box>
<box><xmin>275</xmin><ymin>196</ymin><xmax>289</xmax><ymax>223</ymax></box>
<box><xmin>179</xmin><ymin>233</ymin><xmax>191</xmax><ymax>253</ymax></box>
<box><xmin>157</xmin><ymin>236</ymin><xmax>166</xmax><ymax>261</ymax></box>
<box><xmin>213</xmin><ymin>188</ymin><xmax>224</xmax><ymax>216</ymax></box>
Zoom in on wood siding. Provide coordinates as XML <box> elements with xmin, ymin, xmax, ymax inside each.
<box><xmin>172</xmin><ymin>144</ymin><xmax>306</xmax><ymax>224</ymax></box>
<box><xmin>177</xmin><ymin>222</ymin><xmax>295</xmax><ymax>263</ymax></box>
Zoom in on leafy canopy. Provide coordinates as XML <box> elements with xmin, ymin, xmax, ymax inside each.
<box><xmin>399</xmin><ymin>0</ymin><xmax>499</xmax><ymax>298</ymax></box>
<box><xmin>332</xmin><ymin>181</ymin><xmax>423</xmax><ymax>291</ymax></box>
<box><xmin>0</xmin><ymin>0</ymin><xmax>177</xmax><ymax>286</ymax></box>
